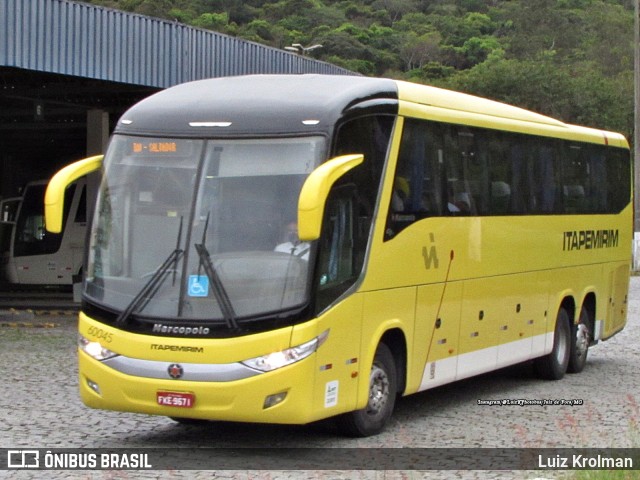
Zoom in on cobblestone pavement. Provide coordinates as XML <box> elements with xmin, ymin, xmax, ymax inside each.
<box><xmin>1</xmin><ymin>277</ymin><xmax>639</xmax><ymax>480</ymax></box>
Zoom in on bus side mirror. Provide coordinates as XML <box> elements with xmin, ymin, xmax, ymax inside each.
<box><xmin>45</xmin><ymin>155</ymin><xmax>103</xmax><ymax>233</ymax></box>
<box><xmin>298</xmin><ymin>154</ymin><xmax>363</xmax><ymax>241</ymax></box>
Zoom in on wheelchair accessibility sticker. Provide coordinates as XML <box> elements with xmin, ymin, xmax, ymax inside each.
<box><xmin>188</xmin><ymin>275</ymin><xmax>209</xmax><ymax>297</ymax></box>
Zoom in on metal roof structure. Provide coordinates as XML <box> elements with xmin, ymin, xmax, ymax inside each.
<box><xmin>0</xmin><ymin>0</ymin><xmax>350</xmax><ymax>87</ymax></box>
<box><xmin>0</xmin><ymin>0</ymin><xmax>351</xmax><ymax>195</ymax></box>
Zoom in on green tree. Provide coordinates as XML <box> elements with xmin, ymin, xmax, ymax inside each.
<box><xmin>398</xmin><ymin>32</ymin><xmax>442</xmax><ymax>70</ymax></box>
<box><xmin>193</xmin><ymin>12</ymin><xmax>230</xmax><ymax>31</ymax></box>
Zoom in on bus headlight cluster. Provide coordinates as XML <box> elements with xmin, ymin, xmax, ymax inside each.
<box><xmin>241</xmin><ymin>330</ymin><xmax>329</xmax><ymax>372</ymax></box>
<box><xmin>79</xmin><ymin>334</ymin><xmax>119</xmax><ymax>361</ymax></box>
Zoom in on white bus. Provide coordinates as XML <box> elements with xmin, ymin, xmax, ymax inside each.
<box><xmin>1</xmin><ymin>178</ymin><xmax>86</xmax><ymax>286</ymax></box>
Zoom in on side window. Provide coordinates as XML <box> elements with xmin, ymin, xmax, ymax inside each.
<box><xmin>384</xmin><ymin>118</ymin><xmax>630</xmax><ymax>228</ymax></box>
<box><xmin>528</xmin><ymin>143</ymin><xmax>559</xmax><ymax>214</ymax></box>
<box><xmin>485</xmin><ymin>132</ymin><xmax>512</xmax><ymax>214</ymax></box>
<box><xmin>316</xmin><ymin>115</ymin><xmax>393</xmax><ymax>312</ymax></box>
<box><xmin>487</xmin><ymin>134</ymin><xmax>561</xmax><ymax>215</ymax></box>
<box><xmin>386</xmin><ymin>120</ymin><xmax>444</xmax><ymax>240</ymax></box>
<box><xmin>562</xmin><ymin>144</ymin><xmax>590</xmax><ymax>213</ymax></box>
<box><xmin>566</xmin><ymin>144</ymin><xmax>631</xmax><ymax>214</ymax></box>
<box><xmin>386</xmin><ymin>121</ymin><xmax>487</xmax><ymax>240</ymax></box>
<box><xmin>606</xmin><ymin>148</ymin><xmax>631</xmax><ymax>213</ymax></box>
<box><xmin>578</xmin><ymin>144</ymin><xmax>630</xmax><ymax>215</ymax></box>
<box><xmin>587</xmin><ymin>148</ymin><xmax>608</xmax><ymax>213</ymax></box>
<box><xmin>397</xmin><ymin>122</ymin><xmax>443</xmax><ymax>216</ymax></box>
<box><xmin>444</xmin><ymin>126</ymin><xmax>481</xmax><ymax>216</ymax></box>
<box><xmin>315</xmin><ymin>188</ymin><xmax>356</xmax><ymax>311</ymax></box>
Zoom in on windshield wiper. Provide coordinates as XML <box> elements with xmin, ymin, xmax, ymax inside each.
<box><xmin>194</xmin><ymin>243</ymin><xmax>238</xmax><ymax>330</ymax></box>
<box><xmin>116</xmin><ymin>218</ymin><xmax>184</xmax><ymax>325</ymax></box>
<box><xmin>194</xmin><ymin>213</ymin><xmax>238</xmax><ymax>330</ymax></box>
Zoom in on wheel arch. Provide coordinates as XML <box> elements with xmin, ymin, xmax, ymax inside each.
<box><xmin>379</xmin><ymin>327</ymin><xmax>407</xmax><ymax>396</ymax></box>
<box><xmin>580</xmin><ymin>292</ymin><xmax>596</xmax><ymax>321</ymax></box>
<box><xmin>558</xmin><ymin>295</ymin><xmax>576</xmax><ymax>326</ymax></box>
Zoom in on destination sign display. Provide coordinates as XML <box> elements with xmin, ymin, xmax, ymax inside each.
<box><xmin>131</xmin><ymin>141</ymin><xmax>178</xmax><ymax>154</ymax></box>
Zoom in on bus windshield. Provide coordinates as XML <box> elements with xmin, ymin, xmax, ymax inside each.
<box><xmin>85</xmin><ymin>135</ymin><xmax>325</xmax><ymax>324</ymax></box>
<box><xmin>13</xmin><ymin>183</ymin><xmax>74</xmax><ymax>258</ymax></box>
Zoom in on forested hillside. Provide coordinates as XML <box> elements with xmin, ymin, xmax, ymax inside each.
<box><xmin>83</xmin><ymin>0</ymin><xmax>635</xmax><ymax>138</ymax></box>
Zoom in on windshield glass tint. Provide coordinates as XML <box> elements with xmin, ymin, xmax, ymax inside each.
<box><xmin>14</xmin><ymin>184</ymin><xmax>72</xmax><ymax>257</ymax></box>
<box><xmin>85</xmin><ymin>135</ymin><xmax>325</xmax><ymax>322</ymax></box>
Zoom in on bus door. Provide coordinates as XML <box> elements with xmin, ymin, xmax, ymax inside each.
<box><xmin>0</xmin><ymin>196</ymin><xmax>21</xmax><ymax>260</ymax></box>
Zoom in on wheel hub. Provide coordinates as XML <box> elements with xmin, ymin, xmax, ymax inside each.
<box><xmin>575</xmin><ymin>323</ymin><xmax>589</xmax><ymax>358</ymax></box>
<box><xmin>367</xmin><ymin>365</ymin><xmax>390</xmax><ymax>416</ymax></box>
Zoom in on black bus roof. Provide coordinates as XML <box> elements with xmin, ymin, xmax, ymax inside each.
<box><xmin>114</xmin><ymin>74</ymin><xmax>627</xmax><ymax>147</ymax></box>
<box><xmin>115</xmin><ymin>74</ymin><xmax>398</xmax><ymax>138</ymax></box>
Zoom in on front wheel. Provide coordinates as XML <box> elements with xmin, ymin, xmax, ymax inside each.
<box><xmin>336</xmin><ymin>343</ymin><xmax>397</xmax><ymax>437</ymax></box>
<box><xmin>535</xmin><ymin>308</ymin><xmax>571</xmax><ymax>380</ymax></box>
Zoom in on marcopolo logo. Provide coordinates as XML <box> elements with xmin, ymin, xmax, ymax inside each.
<box><xmin>152</xmin><ymin>323</ymin><xmax>210</xmax><ymax>336</ymax></box>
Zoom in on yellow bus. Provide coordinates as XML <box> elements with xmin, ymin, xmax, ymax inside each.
<box><xmin>45</xmin><ymin>75</ymin><xmax>632</xmax><ymax>436</ymax></box>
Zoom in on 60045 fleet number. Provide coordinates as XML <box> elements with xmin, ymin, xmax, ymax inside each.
<box><xmin>87</xmin><ymin>325</ymin><xmax>113</xmax><ymax>343</ymax></box>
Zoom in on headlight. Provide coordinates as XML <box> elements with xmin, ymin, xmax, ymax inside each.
<box><xmin>241</xmin><ymin>330</ymin><xmax>329</xmax><ymax>372</ymax></box>
<box><xmin>78</xmin><ymin>334</ymin><xmax>119</xmax><ymax>361</ymax></box>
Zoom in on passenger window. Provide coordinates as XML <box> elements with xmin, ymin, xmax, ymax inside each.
<box><xmin>606</xmin><ymin>148</ymin><xmax>631</xmax><ymax>213</ymax></box>
<box><xmin>385</xmin><ymin>120</ymin><xmax>445</xmax><ymax>240</ymax></box>
<box><xmin>484</xmin><ymin>133</ymin><xmax>511</xmax><ymax>214</ymax></box>
<box><xmin>563</xmin><ymin>145</ymin><xmax>589</xmax><ymax>213</ymax></box>
<box><xmin>442</xmin><ymin>128</ymin><xmax>467</xmax><ymax>215</ymax></box>
<box><xmin>528</xmin><ymin>144</ymin><xmax>559</xmax><ymax>214</ymax></box>
<box><xmin>384</xmin><ymin>117</ymin><xmax>630</xmax><ymax>232</ymax></box>
<box><xmin>445</xmin><ymin>127</ymin><xmax>482</xmax><ymax>216</ymax></box>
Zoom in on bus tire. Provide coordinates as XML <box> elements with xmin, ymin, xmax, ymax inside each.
<box><xmin>535</xmin><ymin>308</ymin><xmax>571</xmax><ymax>380</ymax></box>
<box><xmin>336</xmin><ymin>343</ymin><xmax>397</xmax><ymax>437</ymax></box>
<box><xmin>567</xmin><ymin>306</ymin><xmax>591</xmax><ymax>374</ymax></box>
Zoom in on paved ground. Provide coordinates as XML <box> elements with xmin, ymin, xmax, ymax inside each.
<box><xmin>1</xmin><ymin>276</ymin><xmax>639</xmax><ymax>479</ymax></box>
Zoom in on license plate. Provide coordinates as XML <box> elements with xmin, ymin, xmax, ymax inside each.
<box><xmin>157</xmin><ymin>391</ymin><xmax>195</xmax><ymax>408</ymax></box>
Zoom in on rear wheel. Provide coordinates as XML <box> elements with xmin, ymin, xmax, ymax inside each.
<box><xmin>568</xmin><ymin>306</ymin><xmax>591</xmax><ymax>373</ymax></box>
<box><xmin>336</xmin><ymin>343</ymin><xmax>397</xmax><ymax>437</ymax></box>
<box><xmin>535</xmin><ymin>308</ymin><xmax>571</xmax><ymax>380</ymax></box>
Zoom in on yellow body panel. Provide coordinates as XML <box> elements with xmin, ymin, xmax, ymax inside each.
<box><xmin>363</xmin><ymin>209</ymin><xmax>633</xmax><ymax>292</ymax></box>
<box><xmin>79</xmin><ymin>347</ymin><xmax>318</xmax><ymax>424</ymax></box>
<box><xmin>411</xmin><ymin>281</ymin><xmax>462</xmax><ymax>392</ymax></box>
<box><xmin>79</xmin><ymin>295</ymin><xmax>369</xmax><ymax>423</ymax></box>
